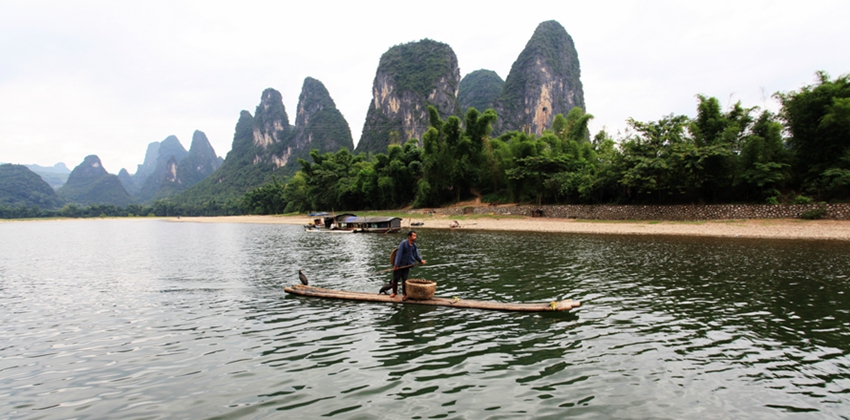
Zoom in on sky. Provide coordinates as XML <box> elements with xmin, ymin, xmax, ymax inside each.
<box><xmin>2</xmin><ymin>0</ymin><xmax>849</xmax><ymax>174</ymax></box>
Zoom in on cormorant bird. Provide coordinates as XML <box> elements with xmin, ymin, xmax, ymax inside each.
<box><xmin>298</xmin><ymin>270</ymin><xmax>309</xmax><ymax>285</ymax></box>
<box><xmin>378</xmin><ymin>283</ymin><xmax>392</xmax><ymax>295</ymax></box>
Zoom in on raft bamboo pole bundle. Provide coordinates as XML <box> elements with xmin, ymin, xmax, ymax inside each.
<box><xmin>284</xmin><ymin>284</ymin><xmax>581</xmax><ymax>312</ymax></box>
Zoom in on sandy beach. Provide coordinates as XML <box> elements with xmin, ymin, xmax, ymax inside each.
<box><xmin>171</xmin><ymin>214</ymin><xmax>850</xmax><ymax>241</ymax></box>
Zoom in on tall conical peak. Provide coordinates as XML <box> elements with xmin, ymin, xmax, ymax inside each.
<box><xmin>67</xmin><ymin>155</ymin><xmax>109</xmax><ymax>182</ymax></box>
<box><xmin>179</xmin><ymin>129</ymin><xmax>222</xmax><ymax>183</ymax></box>
<box><xmin>291</xmin><ymin>77</ymin><xmax>354</xmax><ymax>157</ymax></box>
<box><xmin>157</xmin><ymin>135</ymin><xmax>188</xmax><ymax>161</ymax></box>
<box><xmin>295</xmin><ymin>77</ymin><xmax>336</xmax><ymax>128</ymax></box>
<box><xmin>252</xmin><ymin>88</ymin><xmax>291</xmax><ymax>152</ymax></box>
<box><xmin>356</xmin><ymin>39</ymin><xmax>461</xmax><ymax>154</ymax></box>
<box><xmin>495</xmin><ymin>20</ymin><xmax>585</xmax><ymax>135</ymax></box>
<box><xmin>189</xmin><ymin>130</ymin><xmax>216</xmax><ymax>157</ymax></box>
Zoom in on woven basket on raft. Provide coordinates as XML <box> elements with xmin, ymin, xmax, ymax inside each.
<box><xmin>405</xmin><ymin>279</ymin><xmax>436</xmax><ymax>300</ymax></box>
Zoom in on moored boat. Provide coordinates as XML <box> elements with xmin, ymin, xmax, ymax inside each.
<box><xmin>338</xmin><ymin>216</ymin><xmax>403</xmax><ymax>233</ymax></box>
<box><xmin>305</xmin><ymin>213</ymin><xmax>359</xmax><ymax>232</ymax></box>
<box><xmin>304</xmin><ymin>226</ymin><xmax>356</xmax><ymax>233</ymax></box>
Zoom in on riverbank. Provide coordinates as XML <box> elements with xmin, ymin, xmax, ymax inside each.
<box><xmin>170</xmin><ymin>214</ymin><xmax>850</xmax><ymax>241</ymax></box>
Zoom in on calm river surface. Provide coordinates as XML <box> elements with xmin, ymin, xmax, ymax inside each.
<box><xmin>1</xmin><ymin>219</ymin><xmax>849</xmax><ymax>419</ymax></box>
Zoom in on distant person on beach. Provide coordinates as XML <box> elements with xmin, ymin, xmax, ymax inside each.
<box><xmin>391</xmin><ymin>230</ymin><xmax>426</xmax><ymax>299</ymax></box>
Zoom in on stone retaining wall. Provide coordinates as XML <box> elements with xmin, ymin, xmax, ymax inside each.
<box><xmin>411</xmin><ymin>203</ymin><xmax>850</xmax><ymax>220</ymax></box>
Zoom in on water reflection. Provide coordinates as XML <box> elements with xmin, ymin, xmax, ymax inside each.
<box><xmin>0</xmin><ymin>219</ymin><xmax>849</xmax><ymax>418</ymax></box>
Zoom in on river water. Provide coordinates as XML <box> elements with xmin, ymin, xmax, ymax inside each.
<box><xmin>1</xmin><ymin>219</ymin><xmax>849</xmax><ymax>419</ymax></box>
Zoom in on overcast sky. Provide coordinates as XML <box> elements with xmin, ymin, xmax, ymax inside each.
<box><xmin>2</xmin><ymin>0</ymin><xmax>849</xmax><ymax>174</ymax></box>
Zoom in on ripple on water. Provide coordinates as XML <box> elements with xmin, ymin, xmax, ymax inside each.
<box><xmin>1</xmin><ymin>221</ymin><xmax>850</xmax><ymax>418</ymax></box>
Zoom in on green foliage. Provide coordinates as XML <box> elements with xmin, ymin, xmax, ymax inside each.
<box><xmin>356</xmin><ymin>39</ymin><xmax>460</xmax><ymax>155</ymax></box>
<box><xmin>58</xmin><ymin>173</ymin><xmax>133</xmax><ymax>207</ymax></box>
<box><xmin>0</xmin><ymin>202</ymin><xmax>158</xmax><ymax>219</ymax></box>
<box><xmin>737</xmin><ymin>111</ymin><xmax>791</xmax><ymax>201</ymax></box>
<box><xmin>778</xmin><ymin>71</ymin><xmax>850</xmax><ymax>199</ymax></box>
<box><xmin>414</xmin><ymin>107</ymin><xmax>498</xmax><ymax>206</ymax></box>
<box><xmin>794</xmin><ymin>195</ymin><xmax>814</xmax><ymax>204</ymax></box>
<box><xmin>242</xmin><ymin>176</ymin><xmax>287</xmax><ymax>215</ymax></box>
<box><xmin>617</xmin><ymin>115</ymin><xmax>696</xmax><ymax>202</ymax></box>
<box><xmin>800</xmin><ymin>207</ymin><xmax>827</xmax><ymax>220</ymax></box>
<box><xmin>380</xmin><ymin>39</ymin><xmax>458</xmax><ymax>96</ymax></box>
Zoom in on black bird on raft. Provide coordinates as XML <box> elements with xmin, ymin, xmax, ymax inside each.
<box><xmin>378</xmin><ymin>283</ymin><xmax>392</xmax><ymax>295</ymax></box>
<box><xmin>298</xmin><ymin>270</ymin><xmax>309</xmax><ymax>285</ymax></box>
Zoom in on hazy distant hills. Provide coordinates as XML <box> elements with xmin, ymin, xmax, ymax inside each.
<box><xmin>6</xmin><ymin>20</ymin><xmax>585</xmax><ymax>210</ymax></box>
<box><xmin>23</xmin><ymin>163</ymin><xmax>71</xmax><ymax>190</ymax></box>
<box><xmin>122</xmin><ymin>131</ymin><xmax>222</xmax><ymax>203</ymax></box>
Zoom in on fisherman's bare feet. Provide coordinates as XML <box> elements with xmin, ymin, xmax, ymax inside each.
<box><xmin>390</xmin><ymin>293</ymin><xmax>396</xmax><ymax>298</ymax></box>
<box><xmin>402</xmin><ymin>295</ymin><xmax>407</xmax><ymax>301</ymax></box>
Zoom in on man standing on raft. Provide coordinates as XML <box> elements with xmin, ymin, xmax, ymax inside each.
<box><xmin>391</xmin><ymin>231</ymin><xmax>426</xmax><ymax>299</ymax></box>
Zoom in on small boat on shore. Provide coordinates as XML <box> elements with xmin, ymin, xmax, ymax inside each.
<box><xmin>304</xmin><ymin>226</ymin><xmax>356</xmax><ymax>233</ymax></box>
<box><xmin>303</xmin><ymin>214</ymin><xmax>403</xmax><ymax>233</ymax></box>
<box><xmin>284</xmin><ymin>284</ymin><xmax>581</xmax><ymax>312</ymax></box>
<box><xmin>339</xmin><ymin>216</ymin><xmax>403</xmax><ymax>233</ymax></box>
<box><xmin>305</xmin><ymin>213</ymin><xmax>359</xmax><ymax>233</ymax></box>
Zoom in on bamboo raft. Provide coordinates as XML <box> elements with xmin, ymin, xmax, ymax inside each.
<box><xmin>284</xmin><ymin>284</ymin><xmax>581</xmax><ymax>312</ymax></box>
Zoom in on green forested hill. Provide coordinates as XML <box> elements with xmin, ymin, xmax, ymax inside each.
<box><xmin>169</xmin><ymin>82</ymin><xmax>352</xmax><ymax>213</ymax></box>
<box><xmin>58</xmin><ymin>155</ymin><xmax>133</xmax><ymax>206</ymax></box>
<box><xmin>0</xmin><ymin>164</ymin><xmax>64</xmax><ymax>209</ymax></box>
<box><xmin>355</xmin><ymin>39</ymin><xmax>461</xmax><ymax>155</ymax></box>
<box><xmin>459</xmin><ymin>69</ymin><xmax>504</xmax><ymax>113</ymax></box>
<box><xmin>290</xmin><ymin>77</ymin><xmax>354</xmax><ymax>163</ymax></box>
<box><xmin>494</xmin><ymin>20</ymin><xmax>584</xmax><ymax>134</ymax></box>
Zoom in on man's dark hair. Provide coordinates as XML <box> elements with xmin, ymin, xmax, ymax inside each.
<box><xmin>407</xmin><ymin>230</ymin><xmax>416</xmax><ymax>237</ymax></box>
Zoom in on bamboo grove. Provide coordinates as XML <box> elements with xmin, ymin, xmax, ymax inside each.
<box><xmin>242</xmin><ymin>72</ymin><xmax>850</xmax><ymax>214</ymax></box>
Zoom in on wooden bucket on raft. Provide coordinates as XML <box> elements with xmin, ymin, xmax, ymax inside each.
<box><xmin>390</xmin><ymin>249</ymin><xmax>436</xmax><ymax>300</ymax></box>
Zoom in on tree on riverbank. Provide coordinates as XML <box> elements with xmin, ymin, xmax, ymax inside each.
<box><xmin>778</xmin><ymin>71</ymin><xmax>850</xmax><ymax>200</ymax></box>
<box><xmin>233</xmin><ymin>73</ymin><xmax>845</xmax><ymax>214</ymax></box>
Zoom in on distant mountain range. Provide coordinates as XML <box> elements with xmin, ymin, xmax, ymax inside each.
<box><xmin>3</xmin><ymin>20</ymin><xmax>584</xmax><ymax>210</ymax></box>
<box><xmin>23</xmin><ymin>163</ymin><xmax>71</xmax><ymax>190</ymax></box>
<box><xmin>120</xmin><ymin>131</ymin><xmax>223</xmax><ymax>203</ymax></box>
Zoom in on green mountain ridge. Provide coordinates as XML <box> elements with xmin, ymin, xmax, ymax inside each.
<box><xmin>0</xmin><ymin>164</ymin><xmax>65</xmax><ymax>209</ymax></box>
<box><xmin>459</xmin><ymin>69</ymin><xmax>504</xmax><ymax>114</ymax></box>
<box><xmin>58</xmin><ymin>155</ymin><xmax>133</xmax><ymax>207</ymax></box>
<box><xmin>170</xmin><ymin>80</ymin><xmax>353</xmax><ymax>211</ymax></box>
